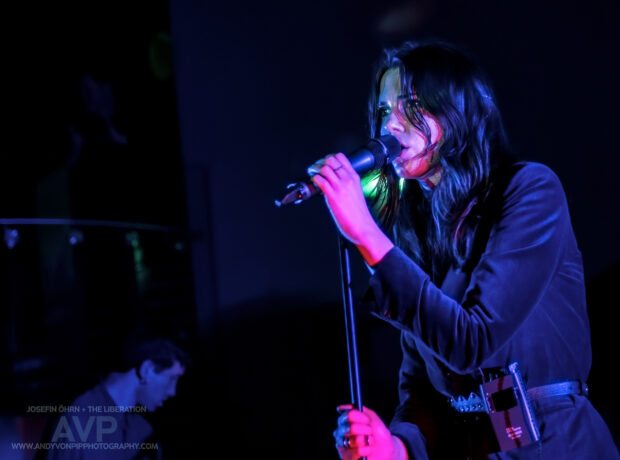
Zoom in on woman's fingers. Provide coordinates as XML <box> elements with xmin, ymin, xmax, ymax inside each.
<box><xmin>310</xmin><ymin>152</ymin><xmax>378</xmax><ymax>248</ymax></box>
<box><xmin>334</xmin><ymin>420</ymin><xmax>373</xmax><ymax>437</ymax></box>
<box><xmin>310</xmin><ymin>171</ymin><xmax>333</xmax><ymax>196</ymax></box>
<box><xmin>337</xmin><ymin>434</ymin><xmax>373</xmax><ymax>448</ymax></box>
<box><xmin>308</xmin><ymin>153</ymin><xmax>355</xmax><ymax>180</ymax></box>
<box><xmin>337</xmin><ymin>406</ymin><xmax>374</xmax><ymax>423</ymax></box>
<box><xmin>335</xmin><ymin>404</ymin><xmax>399</xmax><ymax>460</ymax></box>
<box><xmin>307</xmin><ymin>153</ymin><xmax>340</xmax><ymax>176</ymax></box>
<box><xmin>310</xmin><ymin>159</ymin><xmax>345</xmax><ymax>196</ymax></box>
<box><xmin>335</xmin><ymin>152</ymin><xmax>357</xmax><ymax>175</ymax></box>
<box><xmin>323</xmin><ymin>154</ymin><xmax>343</xmax><ymax>170</ymax></box>
<box><xmin>334</xmin><ymin>406</ymin><xmax>374</xmax><ymax>452</ymax></box>
<box><xmin>346</xmin><ymin>423</ymin><xmax>374</xmax><ymax>436</ymax></box>
<box><xmin>324</xmin><ymin>154</ymin><xmax>357</xmax><ymax>180</ymax></box>
<box><xmin>338</xmin><ymin>410</ymin><xmax>370</xmax><ymax>425</ymax></box>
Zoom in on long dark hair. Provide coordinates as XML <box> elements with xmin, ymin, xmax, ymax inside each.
<box><xmin>368</xmin><ymin>41</ymin><xmax>509</xmax><ymax>276</ymax></box>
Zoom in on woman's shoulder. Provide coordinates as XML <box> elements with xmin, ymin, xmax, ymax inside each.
<box><xmin>487</xmin><ymin>160</ymin><xmax>569</xmax><ymax>223</ymax></box>
<box><xmin>489</xmin><ymin>160</ymin><xmax>563</xmax><ymax>196</ymax></box>
<box><xmin>511</xmin><ymin>160</ymin><xmax>560</xmax><ymax>181</ymax></box>
<box><xmin>481</xmin><ymin>160</ymin><xmax>567</xmax><ymax>218</ymax></box>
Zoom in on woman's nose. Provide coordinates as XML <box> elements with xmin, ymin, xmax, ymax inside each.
<box><xmin>385</xmin><ymin>111</ymin><xmax>405</xmax><ymax>134</ymax></box>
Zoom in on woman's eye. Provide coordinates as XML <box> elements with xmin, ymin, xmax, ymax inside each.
<box><xmin>377</xmin><ymin>106</ymin><xmax>390</xmax><ymax>118</ymax></box>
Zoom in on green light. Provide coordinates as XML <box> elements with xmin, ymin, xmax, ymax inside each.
<box><xmin>361</xmin><ymin>171</ymin><xmax>381</xmax><ymax>198</ymax></box>
<box><xmin>361</xmin><ymin>172</ymin><xmax>404</xmax><ymax>198</ymax></box>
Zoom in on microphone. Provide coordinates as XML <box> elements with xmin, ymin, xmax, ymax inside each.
<box><xmin>274</xmin><ymin>134</ymin><xmax>400</xmax><ymax>206</ymax></box>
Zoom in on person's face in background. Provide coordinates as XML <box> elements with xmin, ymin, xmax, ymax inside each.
<box><xmin>136</xmin><ymin>360</ymin><xmax>185</xmax><ymax>411</ymax></box>
<box><xmin>378</xmin><ymin>67</ymin><xmax>442</xmax><ymax>180</ymax></box>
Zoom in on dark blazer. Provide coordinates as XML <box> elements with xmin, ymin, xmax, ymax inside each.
<box><xmin>365</xmin><ymin>162</ymin><xmax>619</xmax><ymax>459</ymax></box>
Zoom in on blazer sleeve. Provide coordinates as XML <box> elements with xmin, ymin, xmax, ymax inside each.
<box><xmin>367</xmin><ymin>163</ymin><xmax>570</xmax><ymax>374</ymax></box>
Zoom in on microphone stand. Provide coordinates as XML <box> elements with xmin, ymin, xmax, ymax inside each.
<box><xmin>337</xmin><ymin>235</ymin><xmax>363</xmax><ymax>413</ymax></box>
<box><xmin>338</xmin><ymin>236</ymin><xmax>367</xmax><ymax>460</ymax></box>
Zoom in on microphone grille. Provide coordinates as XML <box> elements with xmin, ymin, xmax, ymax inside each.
<box><xmin>368</xmin><ymin>134</ymin><xmax>401</xmax><ymax>169</ymax></box>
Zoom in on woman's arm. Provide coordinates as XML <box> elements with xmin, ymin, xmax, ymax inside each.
<box><xmin>367</xmin><ymin>162</ymin><xmax>570</xmax><ymax>373</ymax></box>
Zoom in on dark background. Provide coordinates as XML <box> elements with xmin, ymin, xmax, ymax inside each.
<box><xmin>0</xmin><ymin>0</ymin><xmax>618</xmax><ymax>458</ymax></box>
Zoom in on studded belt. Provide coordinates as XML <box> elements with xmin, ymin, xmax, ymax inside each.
<box><xmin>449</xmin><ymin>380</ymin><xmax>588</xmax><ymax>414</ymax></box>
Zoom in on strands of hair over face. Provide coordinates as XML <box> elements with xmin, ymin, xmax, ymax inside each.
<box><xmin>367</xmin><ymin>41</ymin><xmax>509</xmax><ymax>279</ymax></box>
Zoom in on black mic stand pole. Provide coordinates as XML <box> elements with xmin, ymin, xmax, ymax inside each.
<box><xmin>338</xmin><ymin>235</ymin><xmax>367</xmax><ymax>460</ymax></box>
<box><xmin>337</xmin><ymin>235</ymin><xmax>363</xmax><ymax>413</ymax></box>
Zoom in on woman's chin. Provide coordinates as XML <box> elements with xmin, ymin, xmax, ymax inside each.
<box><xmin>394</xmin><ymin>161</ymin><xmax>429</xmax><ymax>180</ymax></box>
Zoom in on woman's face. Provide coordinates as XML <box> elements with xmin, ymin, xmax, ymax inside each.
<box><xmin>378</xmin><ymin>67</ymin><xmax>442</xmax><ymax>180</ymax></box>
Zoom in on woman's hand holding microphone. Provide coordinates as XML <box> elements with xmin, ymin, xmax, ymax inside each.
<box><xmin>309</xmin><ymin>153</ymin><xmax>393</xmax><ymax>266</ymax></box>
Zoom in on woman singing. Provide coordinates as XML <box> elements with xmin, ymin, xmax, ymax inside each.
<box><xmin>310</xmin><ymin>41</ymin><xmax>619</xmax><ymax>459</ymax></box>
